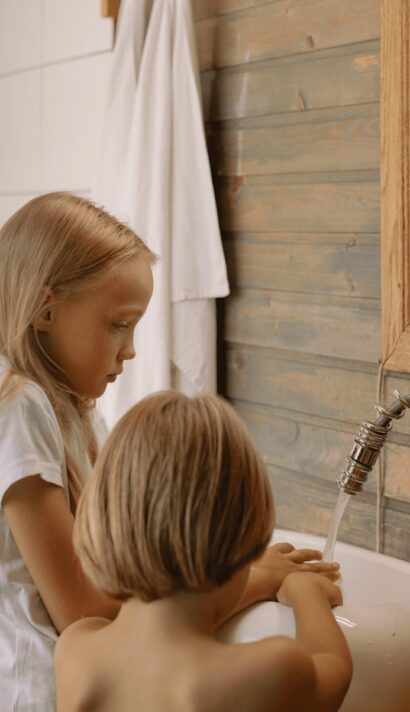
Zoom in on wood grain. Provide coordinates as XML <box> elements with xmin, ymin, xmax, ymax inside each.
<box><xmin>217</xmin><ymin>173</ymin><xmax>380</xmax><ymax>233</ymax></box>
<box><xmin>223</xmin><ymin>232</ymin><xmax>380</xmax><ymax>298</ymax></box>
<box><xmin>100</xmin><ymin>0</ymin><xmax>120</xmax><ymax>19</ymax></box>
<box><xmin>202</xmin><ymin>41</ymin><xmax>380</xmax><ymax>122</ymax></box>
<box><xmin>381</xmin><ymin>0</ymin><xmax>410</xmax><ymax>369</ymax></box>
<box><xmin>208</xmin><ymin>104</ymin><xmax>379</xmax><ymax>176</ymax></box>
<box><xmin>224</xmin><ymin>288</ymin><xmax>380</xmax><ymax>362</ymax></box>
<box><xmin>225</xmin><ymin>345</ymin><xmax>380</xmax><ymax>424</ymax></box>
<box><xmin>195</xmin><ymin>0</ymin><xmax>379</xmax><ymax>70</ymax></box>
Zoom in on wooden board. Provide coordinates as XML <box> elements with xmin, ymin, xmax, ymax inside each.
<box><xmin>217</xmin><ymin>173</ymin><xmax>380</xmax><ymax>233</ymax></box>
<box><xmin>268</xmin><ymin>465</ymin><xmax>377</xmax><ymax>550</ymax></box>
<box><xmin>208</xmin><ymin>104</ymin><xmax>379</xmax><ymax>176</ymax></box>
<box><xmin>201</xmin><ymin>41</ymin><xmax>379</xmax><ymax>121</ymax></box>
<box><xmin>224</xmin><ymin>288</ymin><xmax>380</xmax><ymax>362</ymax></box>
<box><xmin>225</xmin><ymin>345</ymin><xmax>380</xmax><ymax>423</ymax></box>
<box><xmin>223</xmin><ymin>232</ymin><xmax>380</xmax><ymax>299</ymax></box>
<box><xmin>100</xmin><ymin>0</ymin><xmax>120</xmax><ymax>19</ymax></box>
<box><xmin>193</xmin><ymin>0</ymin><xmax>276</xmax><ymax>21</ymax></box>
<box><xmin>380</xmin><ymin>0</ymin><xmax>410</xmax><ymax>370</ymax></box>
<box><xmin>195</xmin><ymin>0</ymin><xmax>379</xmax><ymax>70</ymax></box>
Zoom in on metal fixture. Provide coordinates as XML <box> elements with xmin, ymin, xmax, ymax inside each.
<box><xmin>337</xmin><ymin>388</ymin><xmax>410</xmax><ymax>495</ymax></box>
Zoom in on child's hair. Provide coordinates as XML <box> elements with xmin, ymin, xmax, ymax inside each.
<box><xmin>73</xmin><ymin>391</ymin><xmax>275</xmax><ymax>602</ymax></box>
<box><xmin>0</xmin><ymin>192</ymin><xmax>156</xmax><ymax>509</ymax></box>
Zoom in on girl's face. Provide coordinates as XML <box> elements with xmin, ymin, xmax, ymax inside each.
<box><xmin>39</xmin><ymin>258</ymin><xmax>153</xmax><ymax>398</ymax></box>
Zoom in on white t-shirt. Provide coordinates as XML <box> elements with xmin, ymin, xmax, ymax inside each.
<box><xmin>0</xmin><ymin>357</ymin><xmax>106</xmax><ymax>711</ymax></box>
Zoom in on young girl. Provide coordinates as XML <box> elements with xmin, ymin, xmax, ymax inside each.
<box><xmin>0</xmin><ymin>192</ymin><xmax>155</xmax><ymax>711</ymax></box>
<box><xmin>0</xmin><ymin>192</ymin><xmax>337</xmax><ymax>710</ymax></box>
<box><xmin>56</xmin><ymin>391</ymin><xmax>352</xmax><ymax>712</ymax></box>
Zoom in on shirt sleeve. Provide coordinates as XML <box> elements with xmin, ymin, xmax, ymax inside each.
<box><xmin>0</xmin><ymin>382</ymin><xmax>66</xmax><ymax>506</ymax></box>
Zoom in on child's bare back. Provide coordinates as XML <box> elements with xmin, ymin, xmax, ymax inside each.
<box><xmin>56</xmin><ymin>571</ymin><xmax>350</xmax><ymax>712</ymax></box>
<box><xmin>56</xmin><ymin>609</ymin><xmax>306</xmax><ymax>712</ymax></box>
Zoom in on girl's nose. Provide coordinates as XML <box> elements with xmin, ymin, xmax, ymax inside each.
<box><xmin>120</xmin><ymin>339</ymin><xmax>136</xmax><ymax>361</ymax></box>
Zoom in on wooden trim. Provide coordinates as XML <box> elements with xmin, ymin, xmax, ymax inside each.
<box><xmin>101</xmin><ymin>0</ymin><xmax>121</xmax><ymax>19</ymax></box>
<box><xmin>381</xmin><ymin>0</ymin><xmax>410</xmax><ymax>370</ymax></box>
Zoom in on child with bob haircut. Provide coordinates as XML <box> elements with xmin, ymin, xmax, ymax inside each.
<box><xmin>56</xmin><ymin>391</ymin><xmax>352</xmax><ymax>712</ymax></box>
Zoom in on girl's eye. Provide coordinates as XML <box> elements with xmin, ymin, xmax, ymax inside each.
<box><xmin>113</xmin><ymin>322</ymin><xmax>129</xmax><ymax>331</ymax></box>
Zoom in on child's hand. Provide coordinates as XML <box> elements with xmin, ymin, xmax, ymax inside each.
<box><xmin>276</xmin><ymin>571</ymin><xmax>343</xmax><ymax>608</ymax></box>
<box><xmin>250</xmin><ymin>542</ymin><xmax>340</xmax><ymax>600</ymax></box>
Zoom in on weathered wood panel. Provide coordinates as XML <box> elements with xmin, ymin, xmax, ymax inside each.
<box><xmin>196</xmin><ymin>0</ymin><xmax>379</xmax><ymax>70</ymax></box>
<box><xmin>225</xmin><ymin>288</ymin><xmax>380</xmax><ymax>362</ymax></box>
<box><xmin>193</xmin><ymin>0</ymin><xmax>272</xmax><ymax>21</ymax></box>
<box><xmin>384</xmin><ymin>503</ymin><xmax>410</xmax><ymax>560</ymax></box>
<box><xmin>268</xmin><ymin>465</ymin><xmax>377</xmax><ymax>550</ymax></box>
<box><xmin>271</xmin><ymin>465</ymin><xmax>410</xmax><ymax>559</ymax></box>
<box><xmin>226</xmin><ymin>345</ymin><xmax>379</xmax><ymax>422</ymax></box>
<box><xmin>233</xmin><ymin>398</ymin><xmax>373</xmax><ymax>488</ymax></box>
<box><xmin>201</xmin><ymin>41</ymin><xmax>379</xmax><ymax>121</ymax></box>
<box><xmin>384</xmin><ymin>442</ymin><xmax>410</xmax><ymax>500</ymax></box>
<box><xmin>223</xmin><ymin>232</ymin><xmax>380</xmax><ymax>299</ymax></box>
<box><xmin>208</xmin><ymin>104</ymin><xmax>379</xmax><ymax>176</ymax></box>
<box><xmin>226</xmin><ymin>346</ymin><xmax>410</xmax><ymax>437</ymax></box>
<box><xmin>235</xmin><ymin>398</ymin><xmax>410</xmax><ymax>500</ymax></box>
<box><xmin>195</xmin><ymin>0</ymin><xmax>407</xmax><ymax>557</ymax></box>
<box><xmin>217</xmin><ymin>173</ymin><xmax>380</xmax><ymax>233</ymax></box>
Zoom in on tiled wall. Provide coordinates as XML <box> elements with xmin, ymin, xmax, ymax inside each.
<box><xmin>0</xmin><ymin>0</ymin><xmax>114</xmax><ymax>226</ymax></box>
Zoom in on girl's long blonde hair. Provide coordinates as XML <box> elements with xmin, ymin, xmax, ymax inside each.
<box><xmin>0</xmin><ymin>191</ymin><xmax>155</xmax><ymax>510</ymax></box>
<box><xmin>74</xmin><ymin>391</ymin><xmax>275</xmax><ymax>602</ymax></box>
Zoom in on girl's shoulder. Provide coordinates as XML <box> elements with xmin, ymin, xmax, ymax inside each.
<box><xmin>0</xmin><ymin>365</ymin><xmax>66</xmax><ymax>503</ymax></box>
<box><xmin>0</xmin><ymin>361</ymin><xmax>56</xmax><ymax>419</ymax></box>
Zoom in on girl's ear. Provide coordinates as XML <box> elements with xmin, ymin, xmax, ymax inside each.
<box><xmin>33</xmin><ymin>286</ymin><xmax>56</xmax><ymax>332</ymax></box>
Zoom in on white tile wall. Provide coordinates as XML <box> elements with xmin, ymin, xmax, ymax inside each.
<box><xmin>41</xmin><ymin>53</ymin><xmax>112</xmax><ymax>191</ymax></box>
<box><xmin>0</xmin><ymin>71</ymin><xmax>41</xmax><ymax>192</ymax></box>
<box><xmin>43</xmin><ymin>0</ymin><xmax>113</xmax><ymax>63</ymax></box>
<box><xmin>0</xmin><ymin>0</ymin><xmax>42</xmax><ymax>74</ymax></box>
<box><xmin>0</xmin><ymin>1</ymin><xmax>114</xmax><ymax>224</ymax></box>
<box><xmin>0</xmin><ymin>194</ymin><xmax>37</xmax><ymax>228</ymax></box>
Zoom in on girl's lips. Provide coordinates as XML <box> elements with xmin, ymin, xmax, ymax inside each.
<box><xmin>107</xmin><ymin>374</ymin><xmax>117</xmax><ymax>382</ymax></box>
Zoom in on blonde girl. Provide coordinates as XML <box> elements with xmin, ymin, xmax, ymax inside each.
<box><xmin>56</xmin><ymin>391</ymin><xmax>352</xmax><ymax>712</ymax></box>
<box><xmin>0</xmin><ymin>191</ymin><xmax>155</xmax><ymax>710</ymax></box>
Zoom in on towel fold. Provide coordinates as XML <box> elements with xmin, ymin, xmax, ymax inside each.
<box><xmin>93</xmin><ymin>0</ymin><xmax>229</xmax><ymax>428</ymax></box>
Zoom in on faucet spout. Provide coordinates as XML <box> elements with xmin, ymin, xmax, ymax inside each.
<box><xmin>337</xmin><ymin>388</ymin><xmax>410</xmax><ymax>495</ymax></box>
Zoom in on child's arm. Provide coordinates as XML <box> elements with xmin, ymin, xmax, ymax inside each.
<box><xmin>276</xmin><ymin>571</ymin><xmax>353</xmax><ymax>710</ymax></box>
<box><xmin>3</xmin><ymin>475</ymin><xmax>121</xmax><ymax>633</ymax></box>
<box><xmin>219</xmin><ymin>543</ymin><xmax>340</xmax><ymax>623</ymax></box>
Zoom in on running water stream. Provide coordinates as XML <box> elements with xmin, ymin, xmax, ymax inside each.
<box><xmin>322</xmin><ymin>490</ymin><xmax>352</xmax><ymax>563</ymax></box>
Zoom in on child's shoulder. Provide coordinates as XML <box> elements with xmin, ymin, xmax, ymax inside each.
<box><xmin>55</xmin><ymin>618</ymin><xmax>111</xmax><ymax>711</ymax></box>
<box><xmin>202</xmin><ymin>635</ymin><xmax>315</xmax><ymax>712</ymax></box>
<box><xmin>56</xmin><ymin>616</ymin><xmax>112</xmax><ymax>655</ymax></box>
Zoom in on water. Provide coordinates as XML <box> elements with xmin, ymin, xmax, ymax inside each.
<box><xmin>322</xmin><ymin>490</ymin><xmax>351</xmax><ymax>563</ymax></box>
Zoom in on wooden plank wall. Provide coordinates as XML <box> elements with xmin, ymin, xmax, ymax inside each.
<box><xmin>192</xmin><ymin>0</ymin><xmax>410</xmax><ymax>560</ymax></box>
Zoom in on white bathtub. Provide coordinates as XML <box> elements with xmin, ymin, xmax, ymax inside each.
<box><xmin>217</xmin><ymin>528</ymin><xmax>410</xmax><ymax>712</ymax></box>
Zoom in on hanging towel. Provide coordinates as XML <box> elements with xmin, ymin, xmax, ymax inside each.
<box><xmin>93</xmin><ymin>0</ymin><xmax>229</xmax><ymax>429</ymax></box>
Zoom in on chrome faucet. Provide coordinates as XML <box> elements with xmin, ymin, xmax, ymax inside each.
<box><xmin>337</xmin><ymin>388</ymin><xmax>410</xmax><ymax>495</ymax></box>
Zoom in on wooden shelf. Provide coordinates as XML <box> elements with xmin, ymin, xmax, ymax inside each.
<box><xmin>101</xmin><ymin>0</ymin><xmax>120</xmax><ymax>20</ymax></box>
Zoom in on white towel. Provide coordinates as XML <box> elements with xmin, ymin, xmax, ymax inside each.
<box><xmin>93</xmin><ymin>0</ymin><xmax>229</xmax><ymax>429</ymax></box>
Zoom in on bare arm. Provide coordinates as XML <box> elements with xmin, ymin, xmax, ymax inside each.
<box><xmin>3</xmin><ymin>475</ymin><xmax>121</xmax><ymax>633</ymax></box>
<box><xmin>214</xmin><ymin>543</ymin><xmax>340</xmax><ymax>626</ymax></box>
<box><xmin>276</xmin><ymin>572</ymin><xmax>353</xmax><ymax>711</ymax></box>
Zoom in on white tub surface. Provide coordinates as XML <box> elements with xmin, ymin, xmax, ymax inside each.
<box><xmin>217</xmin><ymin>528</ymin><xmax>410</xmax><ymax>712</ymax></box>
